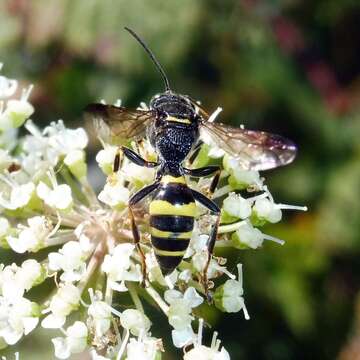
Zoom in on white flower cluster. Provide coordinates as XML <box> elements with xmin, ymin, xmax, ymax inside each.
<box><xmin>0</xmin><ymin>65</ymin><xmax>307</xmax><ymax>359</ymax></box>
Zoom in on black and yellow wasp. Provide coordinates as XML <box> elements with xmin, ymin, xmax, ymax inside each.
<box><xmin>85</xmin><ymin>27</ymin><xmax>297</xmax><ymax>290</ymax></box>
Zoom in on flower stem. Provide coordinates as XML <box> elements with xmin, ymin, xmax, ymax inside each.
<box><xmin>218</xmin><ymin>220</ymin><xmax>246</xmax><ymax>234</ymax></box>
<box><xmin>127</xmin><ymin>282</ymin><xmax>144</xmax><ymax>313</ymax></box>
<box><xmin>146</xmin><ymin>285</ymin><xmax>169</xmax><ymax>315</ymax></box>
<box><xmin>78</xmin><ymin>241</ymin><xmax>105</xmax><ymax>293</ymax></box>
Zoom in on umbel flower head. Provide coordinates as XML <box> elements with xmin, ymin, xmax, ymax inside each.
<box><xmin>0</xmin><ymin>64</ymin><xmax>307</xmax><ymax>359</ymax></box>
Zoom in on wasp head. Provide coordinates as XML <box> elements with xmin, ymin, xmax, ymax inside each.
<box><xmin>150</xmin><ymin>93</ymin><xmax>197</xmax><ymax>121</ymax></box>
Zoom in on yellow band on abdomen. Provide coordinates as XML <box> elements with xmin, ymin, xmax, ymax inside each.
<box><xmin>150</xmin><ymin>227</ymin><xmax>193</xmax><ymax>239</ymax></box>
<box><xmin>153</xmin><ymin>247</ymin><xmax>187</xmax><ymax>257</ymax></box>
<box><xmin>149</xmin><ymin>200</ymin><xmax>196</xmax><ymax>216</ymax></box>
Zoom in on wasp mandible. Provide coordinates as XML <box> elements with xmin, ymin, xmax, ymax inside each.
<box><xmin>85</xmin><ymin>27</ymin><xmax>297</xmax><ymax>292</ymax></box>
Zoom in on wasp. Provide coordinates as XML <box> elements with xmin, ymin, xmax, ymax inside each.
<box><xmin>85</xmin><ymin>27</ymin><xmax>297</xmax><ymax>291</ymax></box>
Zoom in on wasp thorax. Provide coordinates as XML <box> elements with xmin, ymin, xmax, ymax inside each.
<box><xmin>150</xmin><ymin>93</ymin><xmax>196</xmax><ymax>120</ymax></box>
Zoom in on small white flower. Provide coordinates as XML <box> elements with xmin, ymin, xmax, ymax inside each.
<box><xmin>0</xmin><ymin>264</ymin><xmax>25</xmax><ymax>300</ymax></box>
<box><xmin>0</xmin><ymin>71</ymin><xmax>17</xmax><ymax>99</ymax></box>
<box><xmin>126</xmin><ymin>336</ymin><xmax>161</xmax><ymax>360</ymax></box>
<box><xmin>16</xmin><ymin>259</ymin><xmax>45</xmax><ymax>292</ymax></box>
<box><xmin>171</xmin><ymin>325</ymin><xmax>195</xmax><ymax>348</ymax></box>
<box><xmin>96</xmin><ymin>146</ymin><xmax>118</xmax><ymax>175</ymax></box>
<box><xmin>122</xmin><ymin>161</ymin><xmax>155</xmax><ymax>186</ymax></box>
<box><xmin>184</xmin><ymin>344</ymin><xmax>230</xmax><ymax>360</ymax></box>
<box><xmin>166</xmin><ymin>287</ymin><xmax>203</xmax><ymax>347</ymax></box>
<box><xmin>0</xmin><ymin>296</ymin><xmax>39</xmax><ymax>345</ymax></box>
<box><xmin>232</xmin><ymin>221</ymin><xmax>264</xmax><ymax>249</ymax></box>
<box><xmin>102</xmin><ymin>243</ymin><xmax>140</xmax><ymax>291</ymax></box>
<box><xmin>184</xmin><ymin>320</ymin><xmax>230</xmax><ymax>360</ymax></box>
<box><xmin>145</xmin><ymin>252</ymin><xmax>165</xmax><ymax>285</ymax></box>
<box><xmin>185</xmin><ymin>227</ymin><xmax>208</xmax><ymax>259</ymax></box>
<box><xmin>64</xmin><ymin>149</ymin><xmax>87</xmax><ymax>180</ymax></box>
<box><xmin>223</xmin><ymin>192</ymin><xmax>252</xmax><ymax>219</ymax></box>
<box><xmin>120</xmin><ymin>309</ymin><xmax>151</xmax><ymax>336</ymax></box>
<box><xmin>52</xmin><ymin>321</ymin><xmax>88</xmax><ymax>359</ymax></box>
<box><xmin>231</xmin><ymin>221</ymin><xmax>284</xmax><ymax>249</ymax></box>
<box><xmin>224</xmin><ymin>155</ymin><xmax>263</xmax><ymax>190</ymax></box>
<box><xmin>0</xmin><ymin>85</ymin><xmax>34</xmax><ymax>130</ymax></box>
<box><xmin>44</xmin><ymin>121</ymin><xmax>88</xmax><ymax>155</ymax></box>
<box><xmin>253</xmin><ymin>197</ymin><xmax>282</xmax><ymax>223</ymax></box>
<box><xmin>7</xmin><ymin>216</ymin><xmax>51</xmax><ymax>254</ymax></box>
<box><xmin>214</xmin><ymin>264</ymin><xmax>249</xmax><ymax>319</ymax></box>
<box><xmin>98</xmin><ymin>180</ymin><xmax>130</xmax><ymax>209</ymax></box>
<box><xmin>48</xmin><ymin>241</ymin><xmax>90</xmax><ymax>282</ymax></box>
<box><xmin>0</xmin><ymin>182</ymin><xmax>35</xmax><ymax>210</ymax></box>
<box><xmin>42</xmin><ymin>284</ymin><xmax>80</xmax><ymax>328</ymax></box>
<box><xmin>37</xmin><ymin>182</ymin><xmax>73</xmax><ymax>211</ymax></box>
<box><xmin>88</xmin><ymin>298</ymin><xmax>112</xmax><ymax>338</ymax></box>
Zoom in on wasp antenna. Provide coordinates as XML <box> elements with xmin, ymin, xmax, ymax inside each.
<box><xmin>124</xmin><ymin>26</ymin><xmax>171</xmax><ymax>92</ymax></box>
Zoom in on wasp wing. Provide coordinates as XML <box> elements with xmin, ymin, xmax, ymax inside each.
<box><xmin>84</xmin><ymin>103</ymin><xmax>157</xmax><ymax>141</ymax></box>
<box><xmin>200</xmin><ymin>121</ymin><xmax>297</xmax><ymax>170</ymax></box>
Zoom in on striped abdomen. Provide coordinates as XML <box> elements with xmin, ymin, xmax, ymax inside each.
<box><xmin>149</xmin><ymin>175</ymin><xmax>196</xmax><ymax>275</ymax></box>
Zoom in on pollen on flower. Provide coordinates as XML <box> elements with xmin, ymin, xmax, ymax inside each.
<box><xmin>0</xmin><ymin>66</ymin><xmax>307</xmax><ymax>359</ymax></box>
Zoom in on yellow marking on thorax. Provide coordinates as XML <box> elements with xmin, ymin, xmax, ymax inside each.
<box><xmin>153</xmin><ymin>248</ymin><xmax>186</xmax><ymax>257</ymax></box>
<box><xmin>161</xmin><ymin>175</ymin><xmax>186</xmax><ymax>184</ymax></box>
<box><xmin>166</xmin><ymin>116</ymin><xmax>191</xmax><ymax>124</ymax></box>
<box><xmin>150</xmin><ymin>227</ymin><xmax>192</xmax><ymax>239</ymax></box>
<box><xmin>149</xmin><ymin>200</ymin><xmax>196</xmax><ymax>217</ymax></box>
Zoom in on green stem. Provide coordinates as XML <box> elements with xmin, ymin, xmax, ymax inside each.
<box><xmin>127</xmin><ymin>282</ymin><xmax>144</xmax><ymax>313</ymax></box>
<box><xmin>146</xmin><ymin>285</ymin><xmax>169</xmax><ymax>315</ymax></box>
<box><xmin>218</xmin><ymin>220</ymin><xmax>246</xmax><ymax>234</ymax></box>
<box><xmin>59</xmin><ymin>166</ymin><xmax>89</xmax><ymax>205</ymax></box>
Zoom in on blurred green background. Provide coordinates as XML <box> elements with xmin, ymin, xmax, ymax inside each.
<box><xmin>1</xmin><ymin>0</ymin><xmax>360</xmax><ymax>359</ymax></box>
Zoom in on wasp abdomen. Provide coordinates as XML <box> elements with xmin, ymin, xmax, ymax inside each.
<box><xmin>149</xmin><ymin>175</ymin><xmax>196</xmax><ymax>275</ymax></box>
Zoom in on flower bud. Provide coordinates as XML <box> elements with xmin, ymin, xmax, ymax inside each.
<box><xmin>184</xmin><ymin>345</ymin><xmax>230</xmax><ymax>360</ymax></box>
<box><xmin>126</xmin><ymin>337</ymin><xmax>162</xmax><ymax>360</ymax></box>
<box><xmin>37</xmin><ymin>182</ymin><xmax>73</xmax><ymax>212</ymax></box>
<box><xmin>17</xmin><ymin>259</ymin><xmax>46</xmax><ymax>291</ymax></box>
<box><xmin>88</xmin><ymin>300</ymin><xmax>112</xmax><ymax>337</ymax></box>
<box><xmin>98</xmin><ymin>180</ymin><xmax>130</xmax><ymax>210</ymax></box>
<box><xmin>120</xmin><ymin>309</ymin><xmax>151</xmax><ymax>336</ymax></box>
<box><xmin>222</xmin><ymin>193</ymin><xmax>252</xmax><ymax>222</ymax></box>
<box><xmin>0</xmin><ymin>73</ymin><xmax>17</xmax><ymax>99</ymax></box>
<box><xmin>168</xmin><ymin>300</ymin><xmax>193</xmax><ymax>331</ymax></box>
<box><xmin>214</xmin><ymin>279</ymin><xmax>245</xmax><ymax>313</ymax></box>
<box><xmin>64</xmin><ymin>150</ymin><xmax>87</xmax><ymax>180</ymax></box>
<box><xmin>252</xmin><ymin>197</ymin><xmax>282</xmax><ymax>224</ymax></box>
<box><xmin>122</xmin><ymin>161</ymin><xmax>156</xmax><ymax>188</ymax></box>
<box><xmin>52</xmin><ymin>321</ymin><xmax>88</xmax><ymax>359</ymax></box>
<box><xmin>42</xmin><ymin>284</ymin><xmax>80</xmax><ymax>328</ymax></box>
<box><xmin>0</xmin><ymin>99</ymin><xmax>34</xmax><ymax>130</ymax></box>
<box><xmin>224</xmin><ymin>155</ymin><xmax>263</xmax><ymax>190</ymax></box>
<box><xmin>96</xmin><ymin>146</ymin><xmax>118</xmax><ymax>175</ymax></box>
<box><xmin>231</xmin><ymin>222</ymin><xmax>264</xmax><ymax>249</ymax></box>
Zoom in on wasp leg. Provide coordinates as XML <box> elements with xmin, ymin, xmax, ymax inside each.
<box><xmin>184</xmin><ymin>165</ymin><xmax>221</xmax><ymax>198</ymax></box>
<box><xmin>190</xmin><ymin>189</ymin><xmax>221</xmax><ymax>299</ymax></box>
<box><xmin>187</xmin><ymin>140</ymin><xmax>203</xmax><ymax>165</ymax></box>
<box><xmin>129</xmin><ymin>181</ymin><xmax>160</xmax><ymax>287</ymax></box>
<box><xmin>113</xmin><ymin>151</ymin><xmax>122</xmax><ymax>172</ymax></box>
<box><xmin>122</xmin><ymin>146</ymin><xmax>158</xmax><ymax>168</ymax></box>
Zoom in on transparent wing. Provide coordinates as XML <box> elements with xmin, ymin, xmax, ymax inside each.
<box><xmin>84</xmin><ymin>103</ymin><xmax>156</xmax><ymax>140</ymax></box>
<box><xmin>200</xmin><ymin>121</ymin><xmax>297</xmax><ymax>170</ymax></box>
<box><xmin>184</xmin><ymin>95</ymin><xmax>210</xmax><ymax>119</ymax></box>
